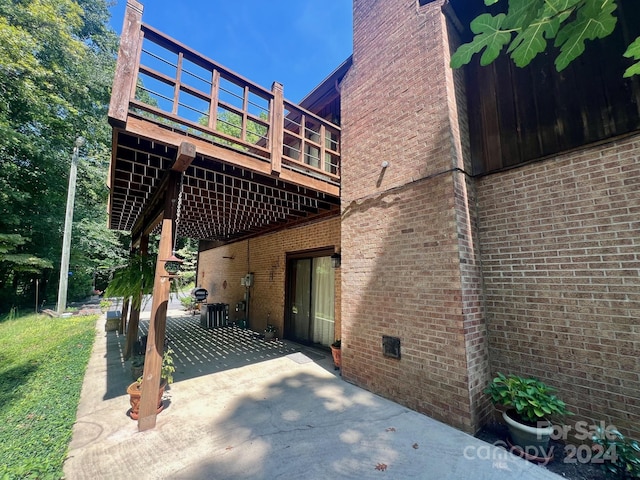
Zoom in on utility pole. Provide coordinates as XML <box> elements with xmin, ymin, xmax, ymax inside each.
<box><xmin>56</xmin><ymin>136</ymin><xmax>85</xmax><ymax>315</ymax></box>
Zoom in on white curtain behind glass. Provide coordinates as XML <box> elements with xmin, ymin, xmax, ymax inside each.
<box><xmin>312</xmin><ymin>257</ymin><xmax>335</xmax><ymax>346</ymax></box>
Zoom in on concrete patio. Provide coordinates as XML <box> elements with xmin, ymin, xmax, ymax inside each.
<box><xmin>63</xmin><ymin>310</ymin><xmax>562</xmax><ymax>479</ymax></box>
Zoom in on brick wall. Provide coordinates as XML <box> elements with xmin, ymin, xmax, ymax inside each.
<box><xmin>341</xmin><ymin>175</ymin><xmax>479</xmax><ymax>431</ymax></box>
<box><xmin>341</xmin><ymin>0</ymin><xmax>489</xmax><ymax>433</ymax></box>
<box><xmin>198</xmin><ymin>217</ymin><xmax>341</xmax><ymax>339</ymax></box>
<box><xmin>443</xmin><ymin>6</ymin><xmax>492</xmax><ymax>430</ymax></box>
<box><xmin>477</xmin><ymin>134</ymin><xmax>640</xmax><ymax>440</ymax></box>
<box><xmin>342</xmin><ymin>0</ymin><xmax>453</xmax><ymax>205</ymax></box>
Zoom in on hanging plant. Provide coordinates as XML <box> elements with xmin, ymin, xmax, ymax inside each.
<box><xmin>104</xmin><ymin>254</ymin><xmax>156</xmax><ymax>309</ymax></box>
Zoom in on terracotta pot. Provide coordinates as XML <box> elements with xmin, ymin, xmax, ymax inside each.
<box><xmin>127</xmin><ymin>379</ymin><xmax>167</xmax><ymax>420</ymax></box>
<box><xmin>330</xmin><ymin>345</ymin><xmax>341</xmax><ymax>370</ymax></box>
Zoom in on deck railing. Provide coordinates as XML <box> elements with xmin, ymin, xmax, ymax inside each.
<box><xmin>109</xmin><ymin>4</ymin><xmax>340</xmax><ymax>186</ymax></box>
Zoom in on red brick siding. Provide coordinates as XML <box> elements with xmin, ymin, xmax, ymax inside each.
<box><xmin>444</xmin><ymin>10</ymin><xmax>492</xmax><ymax>429</ymax></box>
<box><xmin>454</xmin><ymin>171</ymin><xmax>492</xmax><ymax>430</ymax></box>
<box><xmin>198</xmin><ymin>217</ymin><xmax>341</xmax><ymax>337</ymax></box>
<box><xmin>341</xmin><ymin>0</ymin><xmax>489</xmax><ymax>433</ymax></box>
<box><xmin>477</xmin><ymin>134</ymin><xmax>640</xmax><ymax>440</ymax></box>
<box><xmin>341</xmin><ymin>175</ymin><xmax>476</xmax><ymax>431</ymax></box>
<box><xmin>342</xmin><ymin>0</ymin><xmax>452</xmax><ymax>205</ymax></box>
<box><xmin>340</xmin><ymin>0</ymin><xmax>493</xmax><ymax>433</ymax></box>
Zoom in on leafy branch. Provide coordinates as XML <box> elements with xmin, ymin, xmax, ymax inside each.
<box><xmin>103</xmin><ymin>254</ymin><xmax>156</xmax><ymax>309</ymax></box>
<box><xmin>623</xmin><ymin>36</ymin><xmax>640</xmax><ymax>77</ymax></box>
<box><xmin>450</xmin><ymin>0</ymin><xmax>639</xmax><ymax>76</ymax></box>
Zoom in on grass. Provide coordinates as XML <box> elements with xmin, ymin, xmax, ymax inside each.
<box><xmin>0</xmin><ymin>313</ymin><xmax>97</xmax><ymax>479</ymax></box>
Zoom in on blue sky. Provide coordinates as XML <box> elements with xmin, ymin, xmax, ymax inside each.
<box><xmin>108</xmin><ymin>1</ymin><xmax>353</xmax><ymax>103</ymax></box>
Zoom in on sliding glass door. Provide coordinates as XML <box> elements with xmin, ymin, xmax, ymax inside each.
<box><xmin>286</xmin><ymin>255</ymin><xmax>335</xmax><ymax>347</ymax></box>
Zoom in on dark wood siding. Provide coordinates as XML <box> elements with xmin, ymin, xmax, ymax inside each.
<box><xmin>456</xmin><ymin>0</ymin><xmax>640</xmax><ymax>175</ymax></box>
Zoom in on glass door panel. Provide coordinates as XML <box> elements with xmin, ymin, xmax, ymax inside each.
<box><xmin>291</xmin><ymin>258</ymin><xmax>311</xmax><ymax>342</ymax></box>
<box><xmin>286</xmin><ymin>255</ymin><xmax>335</xmax><ymax>347</ymax></box>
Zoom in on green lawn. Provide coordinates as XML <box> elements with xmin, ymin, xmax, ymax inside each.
<box><xmin>0</xmin><ymin>313</ymin><xmax>97</xmax><ymax>479</ymax></box>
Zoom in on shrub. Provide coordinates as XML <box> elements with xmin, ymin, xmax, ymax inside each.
<box><xmin>485</xmin><ymin>372</ymin><xmax>571</xmax><ymax>424</ymax></box>
<box><xmin>592</xmin><ymin>426</ymin><xmax>640</xmax><ymax>479</ymax></box>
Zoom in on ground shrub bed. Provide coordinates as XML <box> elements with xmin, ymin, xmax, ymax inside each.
<box><xmin>0</xmin><ymin>314</ymin><xmax>97</xmax><ymax>479</ymax></box>
<box><xmin>477</xmin><ymin>422</ymin><xmax>611</xmax><ymax>480</ymax></box>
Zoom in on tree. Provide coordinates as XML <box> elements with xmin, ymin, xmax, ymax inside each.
<box><xmin>450</xmin><ymin>0</ymin><xmax>640</xmax><ymax>77</ymax></box>
<box><xmin>0</xmin><ymin>0</ymin><xmax>126</xmax><ymax>310</ymax></box>
<box><xmin>175</xmin><ymin>238</ymin><xmax>198</xmax><ymax>288</ymax></box>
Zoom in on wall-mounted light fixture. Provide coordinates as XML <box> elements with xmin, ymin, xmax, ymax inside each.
<box><xmin>331</xmin><ymin>252</ymin><xmax>341</xmax><ymax>269</ymax></box>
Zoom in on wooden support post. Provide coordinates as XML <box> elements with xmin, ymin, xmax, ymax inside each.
<box><xmin>270</xmin><ymin>82</ymin><xmax>284</xmax><ymax>176</ymax></box>
<box><xmin>138</xmin><ymin>178</ymin><xmax>178</xmax><ymax>431</ymax></box>
<box><xmin>137</xmin><ymin>225</ymin><xmax>172</xmax><ymax>429</ymax></box>
<box><xmin>138</xmin><ymin>143</ymin><xmax>195</xmax><ymax>431</ymax></box>
<box><xmin>209</xmin><ymin>70</ymin><xmax>220</xmax><ymax>130</ymax></box>
<box><xmin>124</xmin><ymin>235</ymin><xmax>148</xmax><ymax>360</ymax></box>
<box><xmin>124</xmin><ymin>295</ymin><xmax>141</xmax><ymax>359</ymax></box>
<box><xmin>108</xmin><ymin>1</ymin><xmax>144</xmax><ymax>128</ymax></box>
<box><xmin>119</xmin><ymin>297</ymin><xmax>130</xmax><ymax>335</ymax></box>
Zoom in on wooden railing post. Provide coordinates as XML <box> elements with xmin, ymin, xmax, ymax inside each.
<box><xmin>108</xmin><ymin>0</ymin><xmax>144</xmax><ymax>128</ymax></box>
<box><xmin>320</xmin><ymin>124</ymin><xmax>327</xmax><ymax>172</ymax></box>
<box><xmin>172</xmin><ymin>53</ymin><xmax>184</xmax><ymax>116</ymax></box>
<box><xmin>270</xmin><ymin>82</ymin><xmax>284</xmax><ymax>175</ymax></box>
<box><xmin>209</xmin><ymin>70</ymin><xmax>220</xmax><ymax>130</ymax></box>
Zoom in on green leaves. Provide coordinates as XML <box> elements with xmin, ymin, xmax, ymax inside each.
<box><xmin>592</xmin><ymin>426</ymin><xmax>640</xmax><ymax>478</ymax></box>
<box><xmin>623</xmin><ymin>36</ymin><xmax>640</xmax><ymax>78</ymax></box>
<box><xmin>450</xmin><ymin>13</ymin><xmax>512</xmax><ymax>68</ymax></box>
<box><xmin>104</xmin><ymin>254</ymin><xmax>157</xmax><ymax>309</ymax></box>
<box><xmin>0</xmin><ymin>0</ymin><xmax>121</xmax><ymax>307</ymax></box>
<box><xmin>484</xmin><ymin>372</ymin><xmax>572</xmax><ymax>423</ymax></box>
<box><xmin>554</xmin><ymin>0</ymin><xmax>618</xmax><ymax>71</ymax></box>
<box><xmin>451</xmin><ymin>0</ymin><xmax>636</xmax><ymax>77</ymax></box>
<box><xmin>507</xmin><ymin>16</ymin><xmax>561</xmax><ymax>67</ymax></box>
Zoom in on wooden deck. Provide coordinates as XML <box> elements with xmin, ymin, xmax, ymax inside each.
<box><xmin>108</xmin><ymin>1</ymin><xmax>341</xmax><ymax>243</ymax></box>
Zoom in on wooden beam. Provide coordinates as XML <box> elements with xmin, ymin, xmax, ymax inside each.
<box><xmin>142</xmin><ymin>210</ymin><xmax>164</xmax><ymax>237</ymax></box>
<box><xmin>108</xmin><ymin>1</ymin><xmax>144</xmax><ymax>128</ymax></box>
<box><xmin>171</xmin><ymin>141</ymin><xmax>196</xmax><ymax>172</ymax></box>
<box><xmin>126</xmin><ymin>116</ymin><xmax>272</xmax><ymax>175</ymax></box>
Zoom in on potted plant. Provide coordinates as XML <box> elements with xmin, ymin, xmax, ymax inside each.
<box><xmin>127</xmin><ymin>347</ymin><xmax>175</xmax><ymax>420</ymax></box>
<box><xmin>330</xmin><ymin>339</ymin><xmax>341</xmax><ymax>370</ymax></box>
<box><xmin>264</xmin><ymin>324</ymin><xmax>277</xmax><ymax>341</ymax></box>
<box><xmin>485</xmin><ymin>372</ymin><xmax>572</xmax><ymax>460</ymax></box>
<box><xmin>131</xmin><ymin>354</ymin><xmax>144</xmax><ymax>380</ymax></box>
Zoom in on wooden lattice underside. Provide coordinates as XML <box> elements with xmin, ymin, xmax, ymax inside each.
<box><xmin>108</xmin><ymin>131</ymin><xmax>340</xmax><ymax>242</ymax></box>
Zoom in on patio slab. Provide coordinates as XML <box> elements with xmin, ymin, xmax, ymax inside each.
<box><xmin>64</xmin><ymin>311</ymin><xmax>562</xmax><ymax>479</ymax></box>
